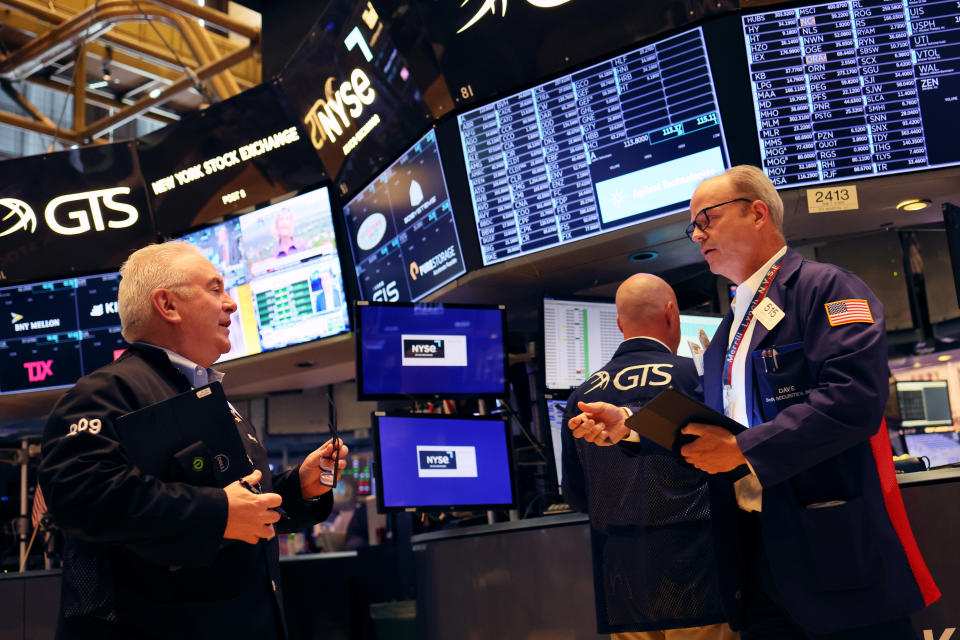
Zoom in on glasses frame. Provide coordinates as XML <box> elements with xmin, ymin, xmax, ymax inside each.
<box><xmin>318</xmin><ymin>393</ymin><xmax>340</xmax><ymax>488</ymax></box>
<box><xmin>684</xmin><ymin>198</ymin><xmax>752</xmax><ymax>241</ymax></box>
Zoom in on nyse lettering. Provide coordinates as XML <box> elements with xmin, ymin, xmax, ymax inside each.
<box><xmin>303</xmin><ymin>69</ymin><xmax>376</xmax><ymax>150</ymax></box>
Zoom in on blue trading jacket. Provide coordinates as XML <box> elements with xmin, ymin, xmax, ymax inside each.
<box><xmin>562</xmin><ymin>337</ymin><xmax>736</xmax><ymax>633</ymax></box>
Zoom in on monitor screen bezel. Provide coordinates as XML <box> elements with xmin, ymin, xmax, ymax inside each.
<box><xmin>894</xmin><ymin>379</ymin><xmax>955</xmax><ymax>431</ymax></box>
<box><xmin>354</xmin><ymin>300</ymin><xmax>509</xmax><ymax>401</ymax></box>
<box><xmin>371</xmin><ymin>411</ymin><xmax>518</xmax><ymax>513</ymax></box>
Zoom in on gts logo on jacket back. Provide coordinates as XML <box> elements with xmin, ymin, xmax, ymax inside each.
<box><xmin>584</xmin><ymin>364</ymin><xmax>673</xmax><ymax>393</ymax></box>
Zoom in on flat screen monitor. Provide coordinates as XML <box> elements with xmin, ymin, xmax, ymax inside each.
<box><xmin>742</xmin><ymin>1</ymin><xmax>960</xmax><ymax>187</ymax></box>
<box><xmin>355</xmin><ymin>301</ymin><xmax>507</xmax><ymax>399</ymax></box>
<box><xmin>175</xmin><ymin>185</ymin><xmax>350</xmax><ymax>362</ymax></box>
<box><xmin>372</xmin><ymin>412</ymin><xmax>516</xmax><ymax>512</ymax></box>
<box><xmin>904</xmin><ymin>432</ymin><xmax>960</xmax><ymax>469</ymax></box>
<box><xmin>341</xmin><ymin>129</ymin><xmax>466</xmax><ymax>302</ymax></box>
<box><xmin>895</xmin><ymin>380</ymin><xmax>954</xmax><ymax>430</ymax></box>
<box><xmin>0</xmin><ymin>272</ymin><xmax>126</xmax><ymax>394</ymax></box>
<box><xmin>543</xmin><ymin>297</ymin><xmax>723</xmax><ymax>390</ymax></box>
<box><xmin>457</xmin><ymin>25</ymin><xmax>730</xmax><ymax>266</ymax></box>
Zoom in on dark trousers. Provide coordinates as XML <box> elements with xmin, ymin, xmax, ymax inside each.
<box><xmin>738</xmin><ymin>511</ymin><xmax>918</xmax><ymax>640</ymax></box>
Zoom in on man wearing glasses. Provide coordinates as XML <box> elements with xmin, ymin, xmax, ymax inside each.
<box><xmin>572</xmin><ymin>166</ymin><xmax>938</xmax><ymax>638</ymax></box>
<box><xmin>39</xmin><ymin>242</ymin><xmax>347</xmax><ymax>640</ymax></box>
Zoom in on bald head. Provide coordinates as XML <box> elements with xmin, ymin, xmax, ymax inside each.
<box><xmin>615</xmin><ymin>274</ymin><xmax>681</xmax><ymax>352</ymax></box>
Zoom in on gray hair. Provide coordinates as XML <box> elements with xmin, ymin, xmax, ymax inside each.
<box><xmin>723</xmin><ymin>165</ymin><xmax>784</xmax><ymax>232</ymax></box>
<box><xmin>118</xmin><ymin>242</ymin><xmax>206</xmax><ymax>342</ymax></box>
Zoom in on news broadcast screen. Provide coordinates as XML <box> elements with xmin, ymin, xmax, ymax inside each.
<box><xmin>355</xmin><ymin>301</ymin><xmax>507</xmax><ymax>399</ymax></box>
<box><xmin>457</xmin><ymin>26</ymin><xmax>730</xmax><ymax>266</ymax></box>
<box><xmin>0</xmin><ymin>272</ymin><xmax>125</xmax><ymax>394</ymax></box>
<box><xmin>175</xmin><ymin>185</ymin><xmax>350</xmax><ymax>362</ymax></box>
<box><xmin>373</xmin><ymin>412</ymin><xmax>516</xmax><ymax>512</ymax></box>
<box><xmin>342</xmin><ymin>129</ymin><xmax>466</xmax><ymax>302</ymax></box>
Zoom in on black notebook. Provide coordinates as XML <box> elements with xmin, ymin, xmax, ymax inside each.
<box><xmin>115</xmin><ymin>382</ymin><xmax>250</xmax><ymax>487</ymax></box>
<box><xmin>625</xmin><ymin>388</ymin><xmax>746</xmax><ymax>452</ymax></box>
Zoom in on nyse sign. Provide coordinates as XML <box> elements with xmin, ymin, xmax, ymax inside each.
<box><xmin>0</xmin><ymin>187</ymin><xmax>140</xmax><ymax>237</ymax></box>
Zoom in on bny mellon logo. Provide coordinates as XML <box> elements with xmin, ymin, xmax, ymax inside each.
<box><xmin>0</xmin><ymin>198</ymin><xmax>37</xmax><ymax>237</ymax></box>
<box><xmin>10</xmin><ymin>312</ymin><xmax>24</xmax><ymax>325</ymax></box>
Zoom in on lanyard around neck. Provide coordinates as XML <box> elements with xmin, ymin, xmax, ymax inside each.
<box><xmin>723</xmin><ymin>257</ymin><xmax>784</xmax><ymax>386</ymax></box>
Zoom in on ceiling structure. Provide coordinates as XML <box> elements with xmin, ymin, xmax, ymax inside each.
<box><xmin>0</xmin><ymin>0</ymin><xmax>261</xmax><ymax>145</ymax></box>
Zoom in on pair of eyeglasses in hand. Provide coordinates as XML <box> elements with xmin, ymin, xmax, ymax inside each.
<box><xmin>318</xmin><ymin>394</ymin><xmax>340</xmax><ymax>488</ymax></box>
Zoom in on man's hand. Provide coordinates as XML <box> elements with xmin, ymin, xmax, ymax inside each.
<box><xmin>680</xmin><ymin>423</ymin><xmax>747</xmax><ymax>473</ymax></box>
<box><xmin>223</xmin><ymin>470</ymin><xmax>282</xmax><ymax>544</ymax></box>
<box><xmin>568</xmin><ymin>401</ymin><xmax>631</xmax><ymax>446</ymax></box>
<box><xmin>299</xmin><ymin>438</ymin><xmax>349</xmax><ymax>499</ymax></box>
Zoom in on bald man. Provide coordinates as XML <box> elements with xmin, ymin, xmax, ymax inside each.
<box><xmin>562</xmin><ymin>274</ymin><xmax>737</xmax><ymax>640</ymax></box>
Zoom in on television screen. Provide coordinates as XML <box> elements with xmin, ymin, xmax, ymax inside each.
<box><xmin>0</xmin><ymin>272</ymin><xmax>125</xmax><ymax>394</ymax></box>
<box><xmin>904</xmin><ymin>432</ymin><xmax>960</xmax><ymax>469</ymax></box>
<box><xmin>895</xmin><ymin>380</ymin><xmax>953</xmax><ymax>430</ymax></box>
<box><xmin>355</xmin><ymin>301</ymin><xmax>507</xmax><ymax>399</ymax></box>
<box><xmin>543</xmin><ymin>297</ymin><xmax>723</xmax><ymax>390</ymax></box>
<box><xmin>372</xmin><ymin>412</ymin><xmax>516</xmax><ymax>512</ymax></box>
<box><xmin>742</xmin><ymin>1</ymin><xmax>960</xmax><ymax>187</ymax></box>
<box><xmin>457</xmin><ymin>26</ymin><xmax>730</xmax><ymax>266</ymax></box>
<box><xmin>342</xmin><ymin>129</ymin><xmax>466</xmax><ymax>302</ymax></box>
<box><xmin>176</xmin><ymin>186</ymin><xmax>350</xmax><ymax>362</ymax></box>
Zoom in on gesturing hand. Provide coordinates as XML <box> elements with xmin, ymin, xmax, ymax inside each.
<box><xmin>223</xmin><ymin>469</ymin><xmax>283</xmax><ymax>544</ymax></box>
<box><xmin>568</xmin><ymin>401</ymin><xmax>631</xmax><ymax>446</ymax></box>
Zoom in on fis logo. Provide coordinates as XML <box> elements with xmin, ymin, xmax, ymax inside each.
<box><xmin>23</xmin><ymin>360</ymin><xmax>54</xmax><ymax>382</ymax></box>
<box><xmin>0</xmin><ymin>188</ymin><xmax>139</xmax><ymax>237</ymax></box>
<box><xmin>404</xmin><ymin>338</ymin><xmax>445</xmax><ymax>359</ymax></box>
<box><xmin>416</xmin><ymin>445</ymin><xmax>478</xmax><ymax>478</ymax></box>
<box><xmin>419</xmin><ymin>449</ymin><xmax>457</xmax><ymax>470</ymax></box>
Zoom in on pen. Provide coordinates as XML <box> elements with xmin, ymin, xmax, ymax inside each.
<box><xmin>239</xmin><ymin>478</ymin><xmax>288</xmax><ymax>519</ymax></box>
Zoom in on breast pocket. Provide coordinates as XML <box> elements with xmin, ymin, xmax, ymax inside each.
<box><xmin>751</xmin><ymin>341</ymin><xmax>814</xmax><ymax>423</ymax></box>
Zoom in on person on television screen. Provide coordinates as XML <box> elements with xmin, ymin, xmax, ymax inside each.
<box><xmin>569</xmin><ymin>166</ymin><xmax>939</xmax><ymax>639</ymax></box>
<box><xmin>273</xmin><ymin>207</ymin><xmax>307</xmax><ymax>258</ymax></box>
<box><xmin>562</xmin><ymin>274</ymin><xmax>738</xmax><ymax>639</ymax></box>
<box><xmin>39</xmin><ymin>242</ymin><xmax>347</xmax><ymax>640</ymax></box>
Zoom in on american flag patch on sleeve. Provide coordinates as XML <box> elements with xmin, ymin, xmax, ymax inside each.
<box><xmin>825</xmin><ymin>299</ymin><xmax>873</xmax><ymax>326</ymax></box>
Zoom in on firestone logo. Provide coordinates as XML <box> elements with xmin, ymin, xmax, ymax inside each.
<box><xmin>23</xmin><ymin>359</ymin><xmax>53</xmax><ymax>382</ymax></box>
<box><xmin>0</xmin><ymin>187</ymin><xmax>139</xmax><ymax>237</ymax></box>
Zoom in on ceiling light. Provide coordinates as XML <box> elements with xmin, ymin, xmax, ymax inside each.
<box><xmin>938</xmin><ymin>355</ymin><xmax>951</xmax><ymax>362</ymax></box>
<box><xmin>149</xmin><ymin>88</ymin><xmax>162</xmax><ymax>99</ymax></box>
<box><xmin>87</xmin><ymin>80</ymin><xmax>109</xmax><ymax>90</ymax></box>
<box><xmin>629</xmin><ymin>251</ymin><xmax>659</xmax><ymax>262</ymax></box>
<box><xmin>896</xmin><ymin>199</ymin><xmax>932</xmax><ymax>211</ymax></box>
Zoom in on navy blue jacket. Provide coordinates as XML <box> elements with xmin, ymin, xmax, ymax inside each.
<box><xmin>562</xmin><ymin>338</ymin><xmax>734</xmax><ymax>633</ymax></box>
<box><xmin>702</xmin><ymin>248</ymin><xmax>938</xmax><ymax>633</ymax></box>
<box><xmin>39</xmin><ymin>343</ymin><xmax>333</xmax><ymax>640</ymax></box>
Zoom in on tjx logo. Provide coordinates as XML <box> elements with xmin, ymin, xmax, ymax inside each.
<box><xmin>23</xmin><ymin>360</ymin><xmax>53</xmax><ymax>382</ymax></box>
<box><xmin>0</xmin><ymin>187</ymin><xmax>139</xmax><ymax>237</ymax></box>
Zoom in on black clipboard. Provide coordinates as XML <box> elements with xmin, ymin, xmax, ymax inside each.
<box><xmin>625</xmin><ymin>388</ymin><xmax>746</xmax><ymax>452</ymax></box>
<box><xmin>115</xmin><ymin>382</ymin><xmax>250</xmax><ymax>487</ymax></box>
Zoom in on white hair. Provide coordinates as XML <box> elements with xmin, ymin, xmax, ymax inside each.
<box><xmin>118</xmin><ymin>242</ymin><xmax>206</xmax><ymax>342</ymax></box>
<box><xmin>724</xmin><ymin>165</ymin><xmax>785</xmax><ymax>232</ymax></box>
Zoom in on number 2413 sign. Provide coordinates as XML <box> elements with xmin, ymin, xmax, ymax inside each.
<box><xmin>806</xmin><ymin>185</ymin><xmax>859</xmax><ymax>213</ymax></box>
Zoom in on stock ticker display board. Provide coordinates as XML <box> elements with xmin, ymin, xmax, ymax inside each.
<box><xmin>342</xmin><ymin>129</ymin><xmax>466</xmax><ymax>302</ymax></box>
<box><xmin>0</xmin><ymin>273</ymin><xmax>125</xmax><ymax>394</ymax></box>
<box><xmin>744</xmin><ymin>0</ymin><xmax>960</xmax><ymax>186</ymax></box>
<box><xmin>457</xmin><ymin>27</ymin><xmax>730</xmax><ymax>266</ymax></box>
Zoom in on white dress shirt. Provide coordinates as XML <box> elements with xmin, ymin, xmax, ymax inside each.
<box><xmin>725</xmin><ymin>246</ymin><xmax>787</xmax><ymax>512</ymax></box>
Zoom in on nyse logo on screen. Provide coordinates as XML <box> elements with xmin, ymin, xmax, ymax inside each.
<box><xmin>415</xmin><ymin>445</ymin><xmax>478</xmax><ymax>478</ymax></box>
<box><xmin>419</xmin><ymin>449</ymin><xmax>457</xmax><ymax>470</ymax></box>
<box><xmin>404</xmin><ymin>338</ymin><xmax>445</xmax><ymax>359</ymax></box>
<box><xmin>0</xmin><ymin>187</ymin><xmax>140</xmax><ymax>237</ymax></box>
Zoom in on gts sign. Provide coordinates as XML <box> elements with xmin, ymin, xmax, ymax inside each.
<box><xmin>0</xmin><ymin>187</ymin><xmax>139</xmax><ymax>237</ymax></box>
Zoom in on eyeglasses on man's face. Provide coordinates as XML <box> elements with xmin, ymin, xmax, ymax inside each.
<box><xmin>684</xmin><ymin>198</ymin><xmax>752</xmax><ymax>242</ymax></box>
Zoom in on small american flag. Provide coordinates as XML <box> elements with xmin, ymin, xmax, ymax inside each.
<box><xmin>31</xmin><ymin>486</ymin><xmax>47</xmax><ymax>528</ymax></box>
<box><xmin>825</xmin><ymin>299</ymin><xmax>873</xmax><ymax>326</ymax></box>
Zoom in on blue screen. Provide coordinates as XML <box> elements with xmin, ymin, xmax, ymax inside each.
<box><xmin>376</xmin><ymin>415</ymin><xmax>514</xmax><ymax>509</ymax></box>
<box><xmin>357</xmin><ymin>303</ymin><xmax>506</xmax><ymax>398</ymax></box>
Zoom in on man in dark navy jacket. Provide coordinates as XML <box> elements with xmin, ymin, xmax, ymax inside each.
<box><xmin>572</xmin><ymin>166</ymin><xmax>939</xmax><ymax>639</ymax></box>
<box><xmin>563</xmin><ymin>274</ymin><xmax>736</xmax><ymax>639</ymax></box>
<box><xmin>39</xmin><ymin>242</ymin><xmax>348</xmax><ymax>640</ymax></box>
